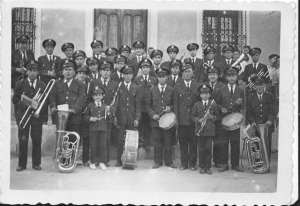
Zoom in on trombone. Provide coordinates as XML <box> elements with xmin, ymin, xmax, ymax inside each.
<box><xmin>246</xmin><ymin>69</ymin><xmax>270</xmax><ymax>91</ymax></box>
<box><xmin>19</xmin><ymin>79</ymin><xmax>55</xmax><ymax>129</ymax></box>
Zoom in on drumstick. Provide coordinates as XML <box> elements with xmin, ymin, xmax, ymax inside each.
<box><xmin>158</xmin><ymin>108</ymin><xmax>168</xmax><ymax>118</ymax></box>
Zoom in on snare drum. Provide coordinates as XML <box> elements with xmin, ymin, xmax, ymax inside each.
<box><xmin>158</xmin><ymin>113</ymin><xmax>177</xmax><ymax>130</ymax></box>
<box><xmin>221</xmin><ymin>112</ymin><xmax>244</xmax><ymax>131</ymax></box>
<box><xmin>121</xmin><ymin>130</ymin><xmax>139</xmax><ymax>170</ymax></box>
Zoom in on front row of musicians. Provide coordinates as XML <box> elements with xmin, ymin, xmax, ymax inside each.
<box><xmin>12</xmin><ymin>58</ymin><xmax>276</xmax><ymax>174</ymax></box>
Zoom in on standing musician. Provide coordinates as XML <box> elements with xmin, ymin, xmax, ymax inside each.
<box><xmin>114</xmin><ymin>66</ymin><xmax>142</xmax><ymax>167</ymax></box>
<box><xmin>119</xmin><ymin>45</ymin><xmax>131</xmax><ymax>60</ymax></box>
<box><xmin>243</xmin><ymin>45</ymin><xmax>253</xmax><ymax>64</ymax></box>
<box><xmin>184</xmin><ymin>43</ymin><xmax>205</xmax><ymax>83</ymax></box>
<box><xmin>88</xmin><ymin>61</ymin><xmax>119</xmax><ymax>167</ymax></box>
<box><xmin>12</xmin><ymin>61</ymin><xmax>46</xmax><ymax>171</ymax></box>
<box><xmin>61</xmin><ymin>42</ymin><xmax>74</xmax><ymax>61</ymax></box>
<box><xmin>205</xmin><ymin>66</ymin><xmax>227</xmax><ymax>168</ymax></box>
<box><xmin>73</xmin><ymin>50</ymin><xmax>86</xmax><ymax>68</ymax></box>
<box><xmin>161</xmin><ymin>45</ymin><xmax>179</xmax><ymax>71</ymax></box>
<box><xmin>173</xmin><ymin>62</ymin><xmax>200</xmax><ymax>171</ymax></box>
<box><xmin>87</xmin><ymin>57</ymin><xmax>100</xmax><ymax>81</ymax></box>
<box><xmin>38</xmin><ymin>39</ymin><xmax>61</xmax><ymax>84</ymax></box>
<box><xmin>219</xmin><ymin>44</ymin><xmax>236</xmax><ymax>83</ymax></box>
<box><xmin>246</xmin><ymin>76</ymin><xmax>276</xmax><ymax>170</ymax></box>
<box><xmin>133</xmin><ymin>59</ymin><xmax>158</xmax><ymax>151</ymax></box>
<box><xmin>218</xmin><ymin>67</ymin><xmax>245</xmax><ymax>172</ymax></box>
<box><xmin>110</xmin><ymin>54</ymin><xmax>128</xmax><ymax>83</ymax></box>
<box><xmin>91</xmin><ymin>40</ymin><xmax>106</xmax><ymax>62</ymax></box>
<box><xmin>203</xmin><ymin>46</ymin><xmax>220</xmax><ymax>82</ymax></box>
<box><xmin>150</xmin><ymin>49</ymin><xmax>164</xmax><ymax>74</ymax></box>
<box><xmin>49</xmin><ymin>59</ymin><xmax>85</xmax><ymax>136</ymax></box>
<box><xmin>167</xmin><ymin>59</ymin><xmax>184</xmax><ymax>87</ymax></box>
<box><xmin>191</xmin><ymin>84</ymin><xmax>220</xmax><ymax>175</ymax></box>
<box><xmin>130</xmin><ymin>41</ymin><xmax>146</xmax><ymax>77</ymax></box>
<box><xmin>11</xmin><ymin>35</ymin><xmax>35</xmax><ymax>89</ymax></box>
<box><xmin>75</xmin><ymin>65</ymin><xmax>91</xmax><ymax>166</ymax></box>
<box><xmin>146</xmin><ymin>67</ymin><xmax>176</xmax><ymax>169</ymax></box>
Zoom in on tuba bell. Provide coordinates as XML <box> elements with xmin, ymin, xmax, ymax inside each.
<box><xmin>243</xmin><ymin>124</ymin><xmax>270</xmax><ymax>174</ymax></box>
<box><xmin>53</xmin><ymin>108</ymin><xmax>80</xmax><ymax>173</ymax></box>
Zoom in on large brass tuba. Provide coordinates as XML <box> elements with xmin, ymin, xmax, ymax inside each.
<box><xmin>53</xmin><ymin>109</ymin><xmax>80</xmax><ymax>173</ymax></box>
<box><xmin>243</xmin><ymin>124</ymin><xmax>270</xmax><ymax>174</ymax></box>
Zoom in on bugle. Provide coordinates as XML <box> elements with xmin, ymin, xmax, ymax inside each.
<box><xmin>246</xmin><ymin>69</ymin><xmax>270</xmax><ymax>91</ymax></box>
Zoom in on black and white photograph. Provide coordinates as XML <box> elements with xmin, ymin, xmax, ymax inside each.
<box><xmin>0</xmin><ymin>0</ymin><xmax>297</xmax><ymax>205</ymax></box>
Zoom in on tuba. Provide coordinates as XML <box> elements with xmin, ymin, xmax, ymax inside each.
<box><xmin>53</xmin><ymin>109</ymin><xmax>80</xmax><ymax>173</ymax></box>
<box><xmin>243</xmin><ymin>124</ymin><xmax>270</xmax><ymax>174</ymax></box>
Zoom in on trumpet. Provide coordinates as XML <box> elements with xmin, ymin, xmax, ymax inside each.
<box><xmin>246</xmin><ymin>69</ymin><xmax>270</xmax><ymax>91</ymax></box>
<box><xmin>196</xmin><ymin>99</ymin><xmax>214</xmax><ymax>136</ymax></box>
<box><xmin>19</xmin><ymin>79</ymin><xmax>55</xmax><ymax>129</ymax></box>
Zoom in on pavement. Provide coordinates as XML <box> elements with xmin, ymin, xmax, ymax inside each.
<box><xmin>10</xmin><ymin>151</ymin><xmax>278</xmax><ymax>193</ymax></box>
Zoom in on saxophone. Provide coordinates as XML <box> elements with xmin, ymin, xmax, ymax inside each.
<box><xmin>196</xmin><ymin>99</ymin><xmax>214</xmax><ymax>136</ymax></box>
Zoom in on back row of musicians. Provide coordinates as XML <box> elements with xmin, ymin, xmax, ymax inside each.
<box><xmin>12</xmin><ymin>35</ymin><xmax>279</xmax><ymax>174</ymax></box>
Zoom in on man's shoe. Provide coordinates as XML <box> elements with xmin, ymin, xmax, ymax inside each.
<box><xmin>179</xmin><ymin>166</ymin><xmax>188</xmax><ymax>170</ymax></box>
<box><xmin>166</xmin><ymin>163</ymin><xmax>177</xmax><ymax>169</ymax></box>
<box><xmin>99</xmin><ymin>163</ymin><xmax>107</xmax><ymax>170</ymax></box>
<box><xmin>16</xmin><ymin>166</ymin><xmax>26</xmax><ymax>171</ymax></box>
<box><xmin>115</xmin><ymin>162</ymin><xmax>122</xmax><ymax>167</ymax></box>
<box><xmin>199</xmin><ymin>168</ymin><xmax>205</xmax><ymax>174</ymax></box>
<box><xmin>89</xmin><ymin>164</ymin><xmax>96</xmax><ymax>170</ymax></box>
<box><xmin>32</xmin><ymin>165</ymin><xmax>42</xmax><ymax>170</ymax></box>
<box><xmin>190</xmin><ymin>167</ymin><xmax>196</xmax><ymax>171</ymax></box>
<box><xmin>82</xmin><ymin>162</ymin><xmax>89</xmax><ymax>166</ymax></box>
<box><xmin>232</xmin><ymin>166</ymin><xmax>244</xmax><ymax>172</ymax></box>
<box><xmin>152</xmin><ymin>163</ymin><xmax>162</xmax><ymax>169</ymax></box>
<box><xmin>205</xmin><ymin>168</ymin><xmax>212</xmax><ymax>175</ymax></box>
<box><xmin>219</xmin><ymin>165</ymin><xmax>229</xmax><ymax>172</ymax></box>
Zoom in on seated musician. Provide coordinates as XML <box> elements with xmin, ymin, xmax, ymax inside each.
<box><xmin>12</xmin><ymin>61</ymin><xmax>47</xmax><ymax>171</ymax></box>
<box><xmin>246</xmin><ymin>76</ymin><xmax>276</xmax><ymax>171</ymax></box>
<box><xmin>191</xmin><ymin>84</ymin><xmax>219</xmax><ymax>175</ymax></box>
<box><xmin>84</xmin><ymin>88</ymin><xmax>109</xmax><ymax>170</ymax></box>
<box><xmin>146</xmin><ymin>67</ymin><xmax>176</xmax><ymax>169</ymax></box>
<box><xmin>219</xmin><ymin>66</ymin><xmax>245</xmax><ymax>172</ymax></box>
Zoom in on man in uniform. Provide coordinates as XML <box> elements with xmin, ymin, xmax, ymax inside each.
<box><xmin>49</xmin><ymin>59</ymin><xmax>85</xmax><ymax>136</ymax></box>
<box><xmin>73</xmin><ymin>50</ymin><xmax>86</xmax><ymax>68</ymax></box>
<box><xmin>91</xmin><ymin>40</ymin><xmax>106</xmax><ymax>63</ymax></box>
<box><xmin>119</xmin><ymin>45</ymin><xmax>131</xmax><ymax>59</ymax></box>
<box><xmin>61</xmin><ymin>42</ymin><xmax>74</xmax><ymax>61</ymax></box>
<box><xmin>88</xmin><ymin>61</ymin><xmax>119</xmax><ymax>167</ymax></box>
<box><xmin>12</xmin><ymin>60</ymin><xmax>46</xmax><ymax>171</ymax></box>
<box><xmin>246</xmin><ymin>76</ymin><xmax>276</xmax><ymax>169</ymax></box>
<box><xmin>115</xmin><ymin>66</ymin><xmax>141</xmax><ymax>167</ymax></box>
<box><xmin>166</xmin><ymin>59</ymin><xmax>184</xmax><ymax>87</ymax></box>
<box><xmin>219</xmin><ymin>44</ymin><xmax>236</xmax><ymax>83</ymax></box>
<box><xmin>11</xmin><ymin>35</ymin><xmax>35</xmax><ymax>89</ymax></box>
<box><xmin>161</xmin><ymin>45</ymin><xmax>179</xmax><ymax>71</ymax></box>
<box><xmin>173</xmin><ymin>62</ymin><xmax>200</xmax><ymax>170</ymax></box>
<box><xmin>203</xmin><ymin>46</ymin><xmax>220</xmax><ymax>82</ymax></box>
<box><xmin>150</xmin><ymin>49</ymin><xmax>163</xmax><ymax>74</ymax></box>
<box><xmin>146</xmin><ymin>67</ymin><xmax>176</xmax><ymax>169</ymax></box>
<box><xmin>130</xmin><ymin>41</ymin><xmax>146</xmax><ymax>77</ymax></box>
<box><xmin>86</xmin><ymin>57</ymin><xmax>100</xmax><ymax>80</ymax></box>
<box><xmin>133</xmin><ymin>59</ymin><xmax>158</xmax><ymax>151</ymax></box>
<box><xmin>184</xmin><ymin>43</ymin><xmax>204</xmax><ymax>83</ymax></box>
<box><xmin>110</xmin><ymin>55</ymin><xmax>128</xmax><ymax>83</ymax></box>
<box><xmin>105</xmin><ymin>47</ymin><xmax>119</xmax><ymax>63</ymax></box>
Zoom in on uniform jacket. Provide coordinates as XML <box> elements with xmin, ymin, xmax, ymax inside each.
<box><xmin>110</xmin><ymin>72</ymin><xmax>123</xmax><ymax>83</ymax></box>
<box><xmin>184</xmin><ymin>57</ymin><xmax>205</xmax><ymax>83</ymax></box>
<box><xmin>151</xmin><ymin>64</ymin><xmax>162</xmax><ymax>75</ymax></box>
<box><xmin>88</xmin><ymin>78</ymin><xmax>119</xmax><ymax>123</ymax></box>
<box><xmin>49</xmin><ymin>78</ymin><xmax>85</xmax><ymax>124</ymax></box>
<box><xmin>146</xmin><ymin>85</ymin><xmax>174</xmax><ymax>127</ymax></box>
<box><xmin>161</xmin><ymin>60</ymin><xmax>171</xmax><ymax>71</ymax></box>
<box><xmin>206</xmin><ymin>81</ymin><xmax>227</xmax><ymax>106</ymax></box>
<box><xmin>219</xmin><ymin>58</ymin><xmax>236</xmax><ymax>73</ymax></box>
<box><xmin>84</xmin><ymin>101</ymin><xmax>108</xmax><ymax>132</ymax></box>
<box><xmin>166</xmin><ymin>75</ymin><xmax>184</xmax><ymax>88</ymax></box>
<box><xmin>135</xmin><ymin>67</ymin><xmax>156</xmax><ymax>78</ymax></box>
<box><xmin>133</xmin><ymin>75</ymin><xmax>158</xmax><ymax>113</ymax></box>
<box><xmin>191</xmin><ymin>100</ymin><xmax>220</xmax><ymax>137</ymax></box>
<box><xmin>38</xmin><ymin>55</ymin><xmax>62</xmax><ymax>84</ymax></box>
<box><xmin>115</xmin><ymin>82</ymin><xmax>142</xmax><ymax>126</ymax></box>
<box><xmin>128</xmin><ymin>56</ymin><xmax>145</xmax><ymax>77</ymax></box>
<box><xmin>92</xmin><ymin>54</ymin><xmax>106</xmax><ymax>64</ymax></box>
<box><xmin>203</xmin><ymin>59</ymin><xmax>221</xmax><ymax>82</ymax></box>
<box><xmin>243</xmin><ymin>62</ymin><xmax>270</xmax><ymax>84</ymax></box>
<box><xmin>12</xmin><ymin>78</ymin><xmax>46</xmax><ymax>124</ymax></box>
<box><xmin>173</xmin><ymin>80</ymin><xmax>200</xmax><ymax>125</ymax></box>
<box><xmin>246</xmin><ymin>92</ymin><xmax>276</xmax><ymax>125</ymax></box>
<box><xmin>219</xmin><ymin>84</ymin><xmax>245</xmax><ymax>115</ymax></box>
<box><xmin>82</xmin><ymin>78</ymin><xmax>92</xmax><ymax>110</ymax></box>
<box><xmin>11</xmin><ymin>50</ymin><xmax>35</xmax><ymax>88</ymax></box>
<box><xmin>88</xmin><ymin>72</ymin><xmax>101</xmax><ymax>81</ymax></box>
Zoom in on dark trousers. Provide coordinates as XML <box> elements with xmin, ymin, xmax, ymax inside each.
<box><xmin>213</xmin><ymin>124</ymin><xmax>222</xmax><ymax>165</ymax></box>
<box><xmin>220</xmin><ymin>128</ymin><xmax>240</xmax><ymax>167</ymax></box>
<box><xmin>106</xmin><ymin>122</ymin><xmax>113</xmax><ymax>163</ymax></box>
<box><xmin>138</xmin><ymin>113</ymin><xmax>151</xmax><ymax>147</ymax></box>
<box><xmin>117</xmin><ymin>123</ymin><xmax>135</xmax><ymax>163</ymax></box>
<box><xmin>178</xmin><ymin>125</ymin><xmax>197</xmax><ymax>167</ymax></box>
<box><xmin>18</xmin><ymin>118</ymin><xmax>43</xmax><ymax>167</ymax></box>
<box><xmin>80</xmin><ymin>122</ymin><xmax>90</xmax><ymax>163</ymax></box>
<box><xmin>89</xmin><ymin>131</ymin><xmax>107</xmax><ymax>164</ymax></box>
<box><xmin>198</xmin><ymin>136</ymin><xmax>213</xmax><ymax>169</ymax></box>
<box><xmin>152</xmin><ymin>127</ymin><xmax>172</xmax><ymax>165</ymax></box>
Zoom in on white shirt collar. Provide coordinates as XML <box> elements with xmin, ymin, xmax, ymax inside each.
<box><xmin>124</xmin><ymin>81</ymin><xmax>131</xmax><ymax>87</ymax></box>
<box><xmin>158</xmin><ymin>84</ymin><xmax>166</xmax><ymax>91</ymax></box>
<box><xmin>101</xmin><ymin>77</ymin><xmax>109</xmax><ymax>84</ymax></box>
<box><xmin>257</xmin><ymin>93</ymin><xmax>263</xmax><ymax>98</ymax></box>
<box><xmin>64</xmin><ymin>78</ymin><xmax>73</xmax><ymax>87</ymax></box>
<box><xmin>227</xmin><ymin>83</ymin><xmax>236</xmax><ymax>91</ymax></box>
<box><xmin>184</xmin><ymin>80</ymin><xmax>191</xmax><ymax>86</ymax></box>
<box><xmin>143</xmin><ymin>75</ymin><xmax>149</xmax><ymax>80</ymax></box>
<box><xmin>117</xmin><ymin>71</ymin><xmax>122</xmax><ymax>77</ymax></box>
<box><xmin>95</xmin><ymin>101</ymin><xmax>102</xmax><ymax>106</ymax></box>
<box><xmin>47</xmin><ymin>54</ymin><xmax>53</xmax><ymax>59</ymax></box>
<box><xmin>27</xmin><ymin>78</ymin><xmax>37</xmax><ymax>85</ymax></box>
<box><xmin>172</xmin><ymin>75</ymin><xmax>178</xmax><ymax>80</ymax></box>
<box><xmin>93</xmin><ymin>73</ymin><xmax>99</xmax><ymax>79</ymax></box>
<box><xmin>202</xmin><ymin>100</ymin><xmax>209</xmax><ymax>105</ymax></box>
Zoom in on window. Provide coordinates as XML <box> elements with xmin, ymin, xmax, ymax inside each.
<box><xmin>12</xmin><ymin>8</ymin><xmax>36</xmax><ymax>52</ymax></box>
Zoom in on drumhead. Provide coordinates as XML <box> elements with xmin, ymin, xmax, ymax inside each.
<box><xmin>159</xmin><ymin>113</ymin><xmax>177</xmax><ymax>130</ymax></box>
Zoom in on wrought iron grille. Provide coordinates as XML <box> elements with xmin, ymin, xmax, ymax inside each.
<box><xmin>12</xmin><ymin>8</ymin><xmax>36</xmax><ymax>52</ymax></box>
<box><xmin>202</xmin><ymin>10</ymin><xmax>246</xmax><ymax>59</ymax></box>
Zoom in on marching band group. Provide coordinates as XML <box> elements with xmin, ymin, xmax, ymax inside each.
<box><xmin>12</xmin><ymin>35</ymin><xmax>279</xmax><ymax>174</ymax></box>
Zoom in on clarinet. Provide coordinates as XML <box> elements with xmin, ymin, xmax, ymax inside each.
<box><xmin>196</xmin><ymin>99</ymin><xmax>215</xmax><ymax>136</ymax></box>
<box><xmin>105</xmin><ymin>81</ymin><xmax>122</xmax><ymax>119</ymax></box>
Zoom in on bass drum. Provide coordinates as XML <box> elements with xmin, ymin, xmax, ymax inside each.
<box><xmin>121</xmin><ymin>130</ymin><xmax>139</xmax><ymax>170</ymax></box>
<box><xmin>221</xmin><ymin>112</ymin><xmax>244</xmax><ymax>131</ymax></box>
<box><xmin>159</xmin><ymin>112</ymin><xmax>177</xmax><ymax>130</ymax></box>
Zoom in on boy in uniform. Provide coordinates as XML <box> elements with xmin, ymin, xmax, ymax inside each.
<box><xmin>130</xmin><ymin>41</ymin><xmax>146</xmax><ymax>77</ymax></box>
<box><xmin>110</xmin><ymin>55</ymin><xmax>128</xmax><ymax>83</ymax></box>
<box><xmin>61</xmin><ymin>42</ymin><xmax>74</xmax><ymax>61</ymax></box>
<box><xmin>184</xmin><ymin>43</ymin><xmax>204</xmax><ymax>83</ymax></box>
<box><xmin>173</xmin><ymin>62</ymin><xmax>200</xmax><ymax>170</ymax></box>
<box><xmin>105</xmin><ymin>47</ymin><xmax>119</xmax><ymax>63</ymax></box>
<box><xmin>12</xmin><ymin>61</ymin><xmax>46</xmax><ymax>171</ymax></box>
<box><xmin>150</xmin><ymin>49</ymin><xmax>163</xmax><ymax>73</ymax></box>
<box><xmin>161</xmin><ymin>45</ymin><xmax>179</xmax><ymax>71</ymax></box>
<box><xmin>91</xmin><ymin>40</ymin><xmax>106</xmax><ymax>63</ymax></box>
<box><xmin>86</xmin><ymin>57</ymin><xmax>100</xmax><ymax>80</ymax></box>
<box><xmin>119</xmin><ymin>45</ymin><xmax>131</xmax><ymax>59</ymax></box>
<box><xmin>191</xmin><ymin>85</ymin><xmax>220</xmax><ymax>174</ymax></box>
<box><xmin>146</xmin><ymin>68</ymin><xmax>176</xmax><ymax>169</ymax></box>
<box><xmin>166</xmin><ymin>59</ymin><xmax>184</xmax><ymax>87</ymax></box>
<box><xmin>133</xmin><ymin>59</ymin><xmax>158</xmax><ymax>150</ymax></box>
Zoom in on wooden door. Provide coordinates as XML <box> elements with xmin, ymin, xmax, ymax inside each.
<box><xmin>94</xmin><ymin>9</ymin><xmax>147</xmax><ymax>50</ymax></box>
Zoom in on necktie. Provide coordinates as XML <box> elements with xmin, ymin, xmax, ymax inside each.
<box><xmin>230</xmin><ymin>85</ymin><xmax>234</xmax><ymax>97</ymax></box>
<box><xmin>103</xmin><ymin>79</ymin><xmax>107</xmax><ymax>88</ymax></box>
<box><xmin>161</xmin><ymin>87</ymin><xmax>165</xmax><ymax>95</ymax></box>
<box><xmin>21</xmin><ymin>51</ymin><xmax>25</xmax><ymax>61</ymax></box>
<box><xmin>98</xmin><ymin>103</ymin><xmax>101</xmax><ymax>108</ymax></box>
<box><xmin>173</xmin><ymin>76</ymin><xmax>176</xmax><ymax>85</ymax></box>
<box><xmin>211</xmin><ymin>84</ymin><xmax>215</xmax><ymax>91</ymax></box>
<box><xmin>204</xmin><ymin>102</ymin><xmax>207</xmax><ymax>109</ymax></box>
<box><xmin>65</xmin><ymin>80</ymin><xmax>70</xmax><ymax>89</ymax></box>
<box><xmin>254</xmin><ymin>63</ymin><xmax>257</xmax><ymax>70</ymax></box>
<box><xmin>50</xmin><ymin>55</ymin><xmax>53</xmax><ymax>66</ymax></box>
<box><xmin>259</xmin><ymin>95</ymin><xmax>262</xmax><ymax>100</ymax></box>
<box><xmin>186</xmin><ymin>82</ymin><xmax>190</xmax><ymax>91</ymax></box>
<box><xmin>192</xmin><ymin>58</ymin><xmax>195</xmax><ymax>64</ymax></box>
<box><xmin>96</xmin><ymin>55</ymin><xmax>100</xmax><ymax>60</ymax></box>
<box><xmin>208</xmin><ymin>61</ymin><xmax>211</xmax><ymax>66</ymax></box>
<box><xmin>144</xmin><ymin>76</ymin><xmax>148</xmax><ymax>87</ymax></box>
<box><xmin>126</xmin><ymin>84</ymin><xmax>129</xmax><ymax>91</ymax></box>
<box><xmin>227</xmin><ymin>60</ymin><xmax>230</xmax><ymax>65</ymax></box>
<box><xmin>30</xmin><ymin>80</ymin><xmax>35</xmax><ymax>93</ymax></box>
